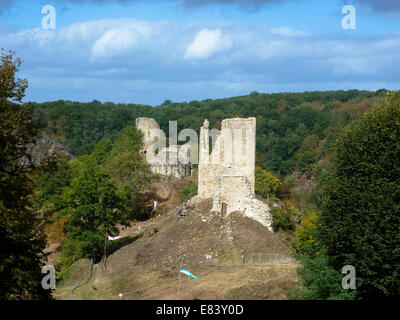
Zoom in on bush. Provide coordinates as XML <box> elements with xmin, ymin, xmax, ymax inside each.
<box><xmin>294</xmin><ymin>210</ymin><xmax>320</xmax><ymax>256</ymax></box>
<box><xmin>271</xmin><ymin>206</ymin><xmax>295</xmax><ymax>232</ymax></box>
<box><xmin>60</xmin><ymin>238</ymin><xmax>84</xmax><ymax>267</ymax></box>
<box><xmin>179</xmin><ymin>183</ymin><xmax>197</xmax><ymax>199</ymax></box>
<box><xmin>287</xmin><ymin>253</ymin><xmax>356</xmax><ymax>300</ymax></box>
<box><xmin>255</xmin><ymin>166</ymin><xmax>282</xmax><ymax>199</ymax></box>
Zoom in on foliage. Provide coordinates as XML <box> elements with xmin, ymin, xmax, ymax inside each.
<box><xmin>44</xmin><ymin>213</ymin><xmax>69</xmax><ymax>243</ymax></box>
<box><xmin>287</xmin><ymin>253</ymin><xmax>356</xmax><ymax>300</ymax></box>
<box><xmin>318</xmin><ymin>92</ymin><xmax>400</xmax><ymax>299</ymax></box>
<box><xmin>108</xmin><ymin>126</ymin><xmax>154</xmax><ymax>188</ymax></box>
<box><xmin>0</xmin><ymin>50</ymin><xmax>52</xmax><ymax>299</ymax></box>
<box><xmin>294</xmin><ymin>210</ymin><xmax>320</xmax><ymax>256</ymax></box>
<box><xmin>179</xmin><ymin>183</ymin><xmax>198</xmax><ymax>199</ymax></box>
<box><xmin>36</xmin><ymin>156</ymin><xmax>73</xmax><ymax>210</ymax></box>
<box><xmin>58</xmin><ymin>167</ymin><xmax>126</xmax><ymax>261</ymax></box>
<box><xmin>255</xmin><ymin>166</ymin><xmax>282</xmax><ymax>199</ymax></box>
<box><xmin>34</xmin><ymin>121</ymin><xmax>156</xmax><ymax>274</ymax></box>
<box><xmin>270</xmin><ymin>201</ymin><xmax>297</xmax><ymax>232</ymax></box>
<box><xmin>91</xmin><ymin>137</ymin><xmax>112</xmax><ymax>166</ymax></box>
<box><xmin>109</xmin><ymin>126</ymin><xmax>143</xmax><ymax>156</ymax></box>
<box><xmin>107</xmin><ymin>126</ymin><xmax>158</xmax><ymax>219</ymax></box>
<box><xmin>59</xmin><ymin>238</ymin><xmax>85</xmax><ymax>267</ymax></box>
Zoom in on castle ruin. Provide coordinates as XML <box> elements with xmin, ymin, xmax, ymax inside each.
<box><xmin>196</xmin><ymin>117</ymin><xmax>273</xmax><ymax>231</ymax></box>
<box><xmin>136</xmin><ymin>117</ymin><xmax>192</xmax><ymax>179</ymax></box>
<box><xmin>137</xmin><ymin>116</ymin><xmax>273</xmax><ymax>231</ymax></box>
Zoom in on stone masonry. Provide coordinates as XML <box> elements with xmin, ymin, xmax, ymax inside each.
<box><xmin>136</xmin><ymin>117</ymin><xmax>192</xmax><ymax>179</ymax></box>
<box><xmin>196</xmin><ymin>117</ymin><xmax>273</xmax><ymax>231</ymax></box>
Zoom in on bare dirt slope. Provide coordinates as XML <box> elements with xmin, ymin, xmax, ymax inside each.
<box><xmin>54</xmin><ymin>198</ymin><xmax>299</xmax><ymax>300</ymax></box>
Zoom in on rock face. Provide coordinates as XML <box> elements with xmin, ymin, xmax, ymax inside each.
<box><xmin>20</xmin><ymin>137</ymin><xmax>70</xmax><ymax>166</ymax></box>
<box><xmin>197</xmin><ymin>117</ymin><xmax>273</xmax><ymax>232</ymax></box>
<box><xmin>135</xmin><ymin>117</ymin><xmax>192</xmax><ymax>179</ymax></box>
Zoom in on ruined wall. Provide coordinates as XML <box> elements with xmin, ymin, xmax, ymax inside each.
<box><xmin>199</xmin><ymin>117</ymin><xmax>255</xmax><ymax>197</ymax></box>
<box><xmin>136</xmin><ymin>117</ymin><xmax>191</xmax><ymax>179</ymax></box>
<box><xmin>197</xmin><ymin>117</ymin><xmax>273</xmax><ymax>231</ymax></box>
<box><xmin>148</xmin><ymin>144</ymin><xmax>192</xmax><ymax>178</ymax></box>
<box><xmin>135</xmin><ymin>117</ymin><xmax>164</xmax><ymax>152</ymax></box>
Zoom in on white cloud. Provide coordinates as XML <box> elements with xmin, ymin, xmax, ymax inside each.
<box><xmin>184</xmin><ymin>28</ymin><xmax>232</xmax><ymax>60</ymax></box>
<box><xmin>90</xmin><ymin>20</ymin><xmax>152</xmax><ymax>60</ymax></box>
<box><xmin>91</xmin><ymin>28</ymin><xmax>141</xmax><ymax>60</ymax></box>
<box><xmin>270</xmin><ymin>27</ymin><xmax>309</xmax><ymax>37</ymax></box>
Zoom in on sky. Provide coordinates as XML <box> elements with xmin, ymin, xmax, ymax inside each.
<box><xmin>1</xmin><ymin>0</ymin><xmax>400</xmax><ymax>105</ymax></box>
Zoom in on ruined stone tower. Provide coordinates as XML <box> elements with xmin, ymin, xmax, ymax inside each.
<box><xmin>136</xmin><ymin>117</ymin><xmax>192</xmax><ymax>179</ymax></box>
<box><xmin>135</xmin><ymin>117</ymin><xmax>164</xmax><ymax>153</ymax></box>
<box><xmin>198</xmin><ymin>117</ymin><xmax>256</xmax><ymax>198</ymax></box>
<box><xmin>197</xmin><ymin>117</ymin><xmax>273</xmax><ymax>231</ymax></box>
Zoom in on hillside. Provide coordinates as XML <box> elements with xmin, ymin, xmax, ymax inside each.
<box><xmin>54</xmin><ymin>195</ymin><xmax>298</xmax><ymax>300</ymax></box>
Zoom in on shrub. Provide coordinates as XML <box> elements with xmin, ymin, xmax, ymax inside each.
<box><xmin>255</xmin><ymin>166</ymin><xmax>282</xmax><ymax>199</ymax></box>
<box><xmin>287</xmin><ymin>253</ymin><xmax>356</xmax><ymax>300</ymax></box>
<box><xmin>271</xmin><ymin>206</ymin><xmax>295</xmax><ymax>232</ymax></box>
<box><xmin>179</xmin><ymin>183</ymin><xmax>197</xmax><ymax>199</ymax></box>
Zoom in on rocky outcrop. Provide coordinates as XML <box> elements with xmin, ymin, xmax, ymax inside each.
<box><xmin>20</xmin><ymin>136</ymin><xmax>70</xmax><ymax>166</ymax></box>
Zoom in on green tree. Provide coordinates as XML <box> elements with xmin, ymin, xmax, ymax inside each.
<box><xmin>59</xmin><ymin>167</ymin><xmax>126</xmax><ymax>261</ymax></box>
<box><xmin>319</xmin><ymin>92</ymin><xmax>400</xmax><ymax>299</ymax></box>
<box><xmin>294</xmin><ymin>210</ymin><xmax>320</xmax><ymax>256</ymax></box>
<box><xmin>36</xmin><ymin>156</ymin><xmax>72</xmax><ymax>210</ymax></box>
<box><xmin>108</xmin><ymin>126</ymin><xmax>158</xmax><ymax>219</ymax></box>
<box><xmin>0</xmin><ymin>50</ymin><xmax>51</xmax><ymax>299</ymax></box>
<box><xmin>255</xmin><ymin>166</ymin><xmax>282</xmax><ymax>199</ymax></box>
<box><xmin>179</xmin><ymin>183</ymin><xmax>197</xmax><ymax>200</ymax></box>
<box><xmin>92</xmin><ymin>138</ymin><xmax>112</xmax><ymax>166</ymax></box>
<box><xmin>287</xmin><ymin>253</ymin><xmax>356</xmax><ymax>300</ymax></box>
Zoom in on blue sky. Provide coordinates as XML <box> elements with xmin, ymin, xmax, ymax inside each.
<box><xmin>1</xmin><ymin>0</ymin><xmax>400</xmax><ymax>105</ymax></box>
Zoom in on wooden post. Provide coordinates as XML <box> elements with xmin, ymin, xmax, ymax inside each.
<box><xmin>104</xmin><ymin>227</ymin><xmax>107</xmax><ymax>274</ymax></box>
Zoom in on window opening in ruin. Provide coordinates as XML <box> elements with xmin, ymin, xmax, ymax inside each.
<box><xmin>221</xmin><ymin>202</ymin><xmax>228</xmax><ymax>217</ymax></box>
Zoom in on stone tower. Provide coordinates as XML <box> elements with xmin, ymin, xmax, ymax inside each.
<box><xmin>135</xmin><ymin>117</ymin><xmax>192</xmax><ymax>179</ymax></box>
<box><xmin>197</xmin><ymin>117</ymin><xmax>273</xmax><ymax>231</ymax></box>
<box><xmin>198</xmin><ymin>117</ymin><xmax>256</xmax><ymax>198</ymax></box>
<box><xmin>135</xmin><ymin>117</ymin><xmax>164</xmax><ymax>153</ymax></box>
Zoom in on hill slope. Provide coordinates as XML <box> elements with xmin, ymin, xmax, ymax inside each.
<box><xmin>54</xmin><ymin>199</ymin><xmax>298</xmax><ymax>300</ymax></box>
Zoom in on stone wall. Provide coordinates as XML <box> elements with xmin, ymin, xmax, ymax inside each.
<box><xmin>135</xmin><ymin>117</ymin><xmax>164</xmax><ymax>152</ymax></box>
<box><xmin>198</xmin><ymin>117</ymin><xmax>256</xmax><ymax>198</ymax></box>
<box><xmin>148</xmin><ymin>144</ymin><xmax>192</xmax><ymax>178</ymax></box>
<box><xmin>136</xmin><ymin>117</ymin><xmax>192</xmax><ymax>179</ymax></box>
<box><xmin>197</xmin><ymin>117</ymin><xmax>273</xmax><ymax>231</ymax></box>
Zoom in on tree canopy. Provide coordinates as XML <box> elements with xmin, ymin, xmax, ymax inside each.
<box><xmin>318</xmin><ymin>92</ymin><xmax>400</xmax><ymax>299</ymax></box>
<box><xmin>0</xmin><ymin>50</ymin><xmax>51</xmax><ymax>299</ymax></box>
